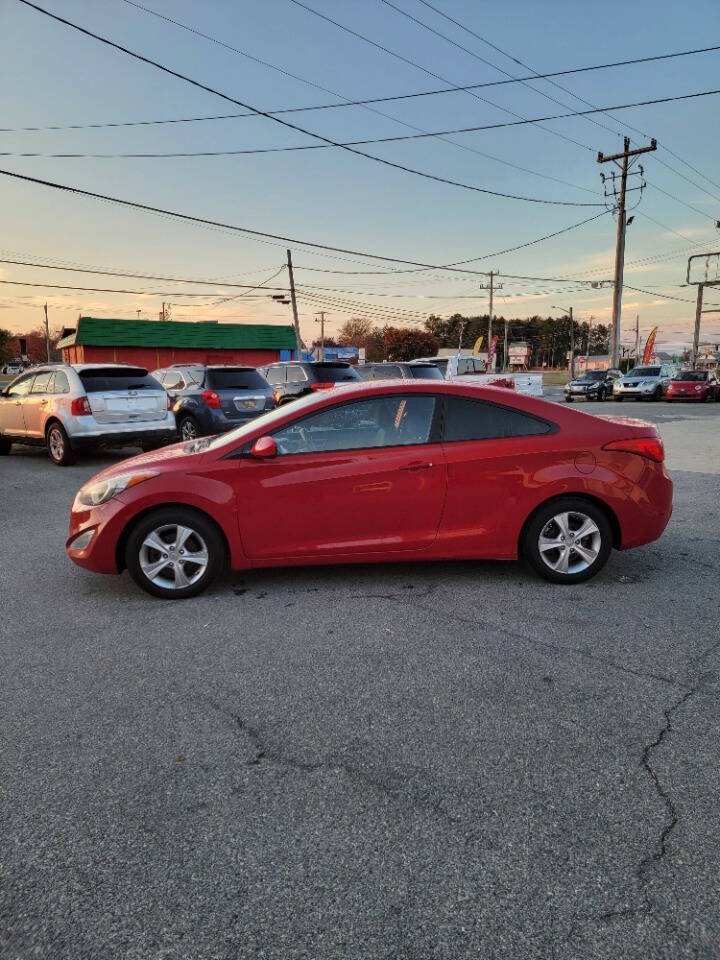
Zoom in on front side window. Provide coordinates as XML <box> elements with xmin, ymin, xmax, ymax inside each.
<box><xmin>444</xmin><ymin>396</ymin><xmax>552</xmax><ymax>442</ymax></box>
<box><xmin>272</xmin><ymin>395</ymin><xmax>437</xmax><ymax>455</ymax></box>
<box><xmin>7</xmin><ymin>375</ymin><xmax>34</xmax><ymax>397</ymax></box>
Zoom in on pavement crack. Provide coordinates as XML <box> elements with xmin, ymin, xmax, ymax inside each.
<box><xmin>638</xmin><ymin>686</ymin><xmax>697</xmax><ymax>878</ymax></box>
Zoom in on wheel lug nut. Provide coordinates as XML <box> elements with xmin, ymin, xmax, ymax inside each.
<box><xmin>163</xmin><ymin>553</ymin><xmax>168</xmax><ymax>558</ymax></box>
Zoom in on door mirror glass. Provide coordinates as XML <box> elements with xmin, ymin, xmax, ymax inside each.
<box><xmin>249</xmin><ymin>436</ymin><xmax>277</xmax><ymax>459</ymax></box>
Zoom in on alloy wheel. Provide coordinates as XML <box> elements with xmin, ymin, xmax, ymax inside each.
<box><xmin>537</xmin><ymin>511</ymin><xmax>602</xmax><ymax>575</ymax></box>
<box><xmin>138</xmin><ymin>523</ymin><xmax>209</xmax><ymax>590</ymax></box>
<box><xmin>180</xmin><ymin>419</ymin><xmax>198</xmax><ymax>441</ymax></box>
<box><xmin>48</xmin><ymin>426</ymin><xmax>64</xmax><ymax>461</ymax></box>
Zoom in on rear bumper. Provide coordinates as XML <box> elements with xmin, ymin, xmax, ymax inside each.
<box><xmin>71</xmin><ymin>426</ymin><xmax>176</xmax><ymax>450</ymax></box>
<box><xmin>617</xmin><ymin>466</ymin><xmax>673</xmax><ymax>549</ymax></box>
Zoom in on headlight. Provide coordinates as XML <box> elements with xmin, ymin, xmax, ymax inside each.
<box><xmin>76</xmin><ymin>471</ymin><xmax>157</xmax><ymax>507</ymax></box>
<box><xmin>695</xmin><ymin>385</ymin><xmax>703</xmax><ymax>391</ymax></box>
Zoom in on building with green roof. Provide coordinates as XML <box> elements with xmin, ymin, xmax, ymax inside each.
<box><xmin>57</xmin><ymin>316</ymin><xmax>298</xmax><ymax>369</ymax></box>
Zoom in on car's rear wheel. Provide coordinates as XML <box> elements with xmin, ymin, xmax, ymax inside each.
<box><xmin>178</xmin><ymin>416</ymin><xmax>199</xmax><ymax>441</ymax></box>
<box><xmin>125</xmin><ymin>508</ymin><xmax>225</xmax><ymax>598</ymax></box>
<box><xmin>46</xmin><ymin>421</ymin><xmax>76</xmax><ymax>466</ymax></box>
<box><xmin>522</xmin><ymin>498</ymin><xmax>612</xmax><ymax>584</ymax></box>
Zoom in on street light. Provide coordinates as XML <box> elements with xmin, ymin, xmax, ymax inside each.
<box><xmin>551</xmin><ymin>305</ymin><xmax>575</xmax><ymax>378</ymax></box>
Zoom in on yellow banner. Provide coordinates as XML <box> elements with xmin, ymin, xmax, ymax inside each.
<box><xmin>471</xmin><ymin>336</ymin><xmax>484</xmax><ymax>356</ymax></box>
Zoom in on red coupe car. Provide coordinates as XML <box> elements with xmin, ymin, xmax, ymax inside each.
<box><xmin>665</xmin><ymin>370</ymin><xmax>720</xmax><ymax>402</ymax></box>
<box><xmin>67</xmin><ymin>381</ymin><xmax>673</xmax><ymax>598</ymax></box>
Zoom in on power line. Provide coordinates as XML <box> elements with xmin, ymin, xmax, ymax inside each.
<box><xmin>0</xmin><ymin>257</ymin><xmax>289</xmax><ymax>289</ymax></box>
<box><xmin>6</xmin><ymin>86</ymin><xmax>720</xmax><ymax>158</ymax></box>
<box><xmin>5</xmin><ymin>41</ymin><xmax>718</xmax><ymax>133</ymax></box>
<box><xmin>0</xmin><ymin>166</ymin><xmax>610</xmax><ymax>277</ymax></box>
<box><xmin>647</xmin><ymin>183</ymin><xmax>720</xmax><ymax>223</ymax></box>
<box><xmin>14</xmin><ymin>0</ymin><xmax>602</xmax><ymax>207</ymax></box>
<box><xmin>413</xmin><ymin>0</ymin><xmax>720</xmax><ymax>205</ymax></box>
<box><xmin>288</xmin><ymin>0</ymin><xmax>597</xmax><ymax>153</ymax></box>
<box><xmin>0</xmin><ymin>278</ymin><xmax>267</xmax><ymax>296</ymax></box>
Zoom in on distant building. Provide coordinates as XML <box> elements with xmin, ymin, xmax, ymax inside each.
<box><xmin>56</xmin><ymin>316</ymin><xmax>298</xmax><ymax>369</ymax></box>
<box><xmin>576</xmin><ymin>354</ymin><xmax>612</xmax><ymax>371</ymax></box>
<box><xmin>508</xmin><ymin>341</ymin><xmax>531</xmax><ymax>369</ymax></box>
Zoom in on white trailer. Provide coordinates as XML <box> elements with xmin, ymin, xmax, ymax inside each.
<box><xmin>412</xmin><ymin>356</ymin><xmax>544</xmax><ymax>397</ymax></box>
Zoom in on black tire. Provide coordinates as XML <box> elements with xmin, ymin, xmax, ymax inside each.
<box><xmin>564</xmin><ymin>396</ymin><xmax>573</xmax><ymax>403</ymax></box>
<box><xmin>0</xmin><ymin>435</ymin><xmax>11</xmax><ymax>455</ymax></box>
<box><xmin>616</xmin><ymin>395</ymin><xmax>623</xmax><ymax>402</ymax></box>
<box><xmin>46</xmin><ymin>421</ymin><xmax>77</xmax><ymax>466</ymax></box>
<box><xmin>652</xmin><ymin>386</ymin><xmax>662</xmax><ymax>402</ymax></box>
<box><xmin>141</xmin><ymin>440</ymin><xmax>164</xmax><ymax>452</ymax></box>
<box><xmin>177</xmin><ymin>415</ymin><xmax>199</xmax><ymax>442</ymax></box>
<box><xmin>522</xmin><ymin>497</ymin><xmax>613</xmax><ymax>584</ymax></box>
<box><xmin>125</xmin><ymin>507</ymin><xmax>226</xmax><ymax>599</ymax></box>
<box><xmin>596</xmin><ymin>387</ymin><xmax>606</xmax><ymax>402</ymax></box>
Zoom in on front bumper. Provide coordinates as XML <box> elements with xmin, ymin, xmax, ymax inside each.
<box><xmin>66</xmin><ymin>496</ymin><xmax>129</xmax><ymax>574</ymax></box>
<box><xmin>613</xmin><ymin>384</ymin><xmax>659</xmax><ymax>398</ymax></box>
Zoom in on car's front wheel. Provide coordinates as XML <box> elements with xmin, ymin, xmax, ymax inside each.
<box><xmin>125</xmin><ymin>508</ymin><xmax>225</xmax><ymax>598</ymax></box>
<box><xmin>522</xmin><ymin>498</ymin><xmax>612</xmax><ymax>584</ymax></box>
<box><xmin>46</xmin><ymin>421</ymin><xmax>76</xmax><ymax>466</ymax></box>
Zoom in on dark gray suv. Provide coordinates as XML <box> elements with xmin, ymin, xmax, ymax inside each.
<box><xmin>153</xmin><ymin>365</ymin><xmax>275</xmax><ymax>440</ymax></box>
<box><xmin>258</xmin><ymin>361</ymin><xmax>362</xmax><ymax>404</ymax></box>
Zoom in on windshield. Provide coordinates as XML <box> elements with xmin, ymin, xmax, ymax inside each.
<box><xmin>675</xmin><ymin>371</ymin><xmax>707</xmax><ymax>381</ymax></box>
<box><xmin>312</xmin><ymin>364</ymin><xmax>362</xmax><ymax>383</ymax></box>
<box><xmin>426</xmin><ymin>359</ymin><xmax>448</xmax><ymax>374</ymax></box>
<box><xmin>628</xmin><ymin>366</ymin><xmax>661</xmax><ymax>378</ymax></box>
<box><xmin>576</xmin><ymin>371</ymin><xmax>605</xmax><ymax>381</ymax></box>
<box><xmin>410</xmin><ymin>365</ymin><xmax>444</xmax><ymax>380</ymax></box>
<box><xmin>206</xmin><ymin>368</ymin><xmax>268</xmax><ymax>390</ymax></box>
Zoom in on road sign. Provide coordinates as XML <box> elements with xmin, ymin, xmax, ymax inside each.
<box><xmin>687</xmin><ymin>252</ymin><xmax>720</xmax><ymax>285</ymax></box>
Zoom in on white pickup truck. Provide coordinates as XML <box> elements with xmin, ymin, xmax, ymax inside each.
<box><xmin>413</xmin><ymin>356</ymin><xmax>544</xmax><ymax>398</ymax></box>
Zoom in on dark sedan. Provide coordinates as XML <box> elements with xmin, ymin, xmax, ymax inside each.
<box><xmin>564</xmin><ymin>369</ymin><xmax>621</xmax><ymax>402</ymax></box>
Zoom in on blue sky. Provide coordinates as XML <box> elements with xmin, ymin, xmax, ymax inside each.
<box><xmin>2</xmin><ymin>0</ymin><xmax>720</xmax><ymax>351</ymax></box>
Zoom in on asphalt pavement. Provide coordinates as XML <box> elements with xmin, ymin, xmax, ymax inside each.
<box><xmin>2</xmin><ymin>396</ymin><xmax>719</xmax><ymax>960</ymax></box>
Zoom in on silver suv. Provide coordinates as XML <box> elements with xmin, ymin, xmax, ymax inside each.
<box><xmin>613</xmin><ymin>364</ymin><xmax>674</xmax><ymax>402</ymax></box>
<box><xmin>0</xmin><ymin>363</ymin><xmax>176</xmax><ymax>465</ymax></box>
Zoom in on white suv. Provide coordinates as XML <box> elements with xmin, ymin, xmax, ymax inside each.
<box><xmin>0</xmin><ymin>363</ymin><xmax>176</xmax><ymax>465</ymax></box>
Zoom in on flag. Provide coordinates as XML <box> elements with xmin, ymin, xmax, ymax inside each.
<box><xmin>642</xmin><ymin>326</ymin><xmax>658</xmax><ymax>365</ymax></box>
<box><xmin>471</xmin><ymin>335</ymin><xmax>484</xmax><ymax>356</ymax></box>
<box><xmin>487</xmin><ymin>335</ymin><xmax>499</xmax><ymax>368</ymax></box>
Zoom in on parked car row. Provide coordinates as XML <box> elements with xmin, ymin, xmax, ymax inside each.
<box><xmin>565</xmin><ymin>366</ymin><xmax>720</xmax><ymax>402</ymax></box>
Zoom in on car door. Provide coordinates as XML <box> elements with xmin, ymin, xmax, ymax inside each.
<box><xmin>234</xmin><ymin>393</ymin><xmax>447</xmax><ymax>559</ymax></box>
<box><xmin>438</xmin><ymin>394</ymin><xmax>556</xmax><ymax>557</ymax></box>
<box><xmin>22</xmin><ymin>370</ymin><xmax>55</xmax><ymax>437</ymax></box>
<box><xmin>0</xmin><ymin>374</ymin><xmax>35</xmax><ymax>434</ymax></box>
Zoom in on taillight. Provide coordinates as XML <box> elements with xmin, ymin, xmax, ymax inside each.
<box><xmin>202</xmin><ymin>390</ymin><xmax>221</xmax><ymax>409</ymax></box>
<box><xmin>310</xmin><ymin>381</ymin><xmax>335</xmax><ymax>391</ymax></box>
<box><xmin>603</xmin><ymin>437</ymin><xmax>664</xmax><ymax>462</ymax></box>
<box><xmin>71</xmin><ymin>396</ymin><xmax>91</xmax><ymax>416</ymax></box>
<box><xmin>273</xmin><ymin>391</ymin><xmax>282</xmax><ymax>405</ymax></box>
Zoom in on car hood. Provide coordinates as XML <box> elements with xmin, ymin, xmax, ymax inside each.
<box><xmin>86</xmin><ymin>439</ymin><xmax>201</xmax><ymax>483</ymax></box>
<box><xmin>568</xmin><ymin>379</ymin><xmax>600</xmax><ymax>386</ymax></box>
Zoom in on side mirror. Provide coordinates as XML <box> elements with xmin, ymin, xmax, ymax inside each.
<box><xmin>249</xmin><ymin>436</ymin><xmax>277</xmax><ymax>459</ymax></box>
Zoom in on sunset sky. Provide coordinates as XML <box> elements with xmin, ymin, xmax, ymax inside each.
<box><xmin>2</xmin><ymin>0</ymin><xmax>720</xmax><ymax>352</ymax></box>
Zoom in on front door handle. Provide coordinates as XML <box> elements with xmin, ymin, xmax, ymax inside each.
<box><xmin>401</xmin><ymin>461</ymin><xmax>433</xmax><ymax>472</ymax></box>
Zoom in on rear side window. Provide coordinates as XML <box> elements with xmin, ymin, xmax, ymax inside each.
<box><xmin>206</xmin><ymin>368</ymin><xmax>268</xmax><ymax>390</ymax></box>
<box><xmin>312</xmin><ymin>364</ymin><xmax>361</xmax><ymax>383</ymax></box>
<box><xmin>444</xmin><ymin>396</ymin><xmax>552</xmax><ymax>442</ymax></box>
<box><xmin>410</xmin><ymin>365</ymin><xmax>444</xmax><ymax>380</ymax></box>
<box><xmin>163</xmin><ymin>371</ymin><xmax>185</xmax><ymax>390</ymax></box>
<box><xmin>52</xmin><ymin>371</ymin><xmax>70</xmax><ymax>394</ymax></box>
<box><xmin>79</xmin><ymin>368</ymin><xmax>162</xmax><ymax>392</ymax></box>
<box><xmin>285</xmin><ymin>365</ymin><xmax>308</xmax><ymax>383</ymax></box>
<box><xmin>265</xmin><ymin>366</ymin><xmax>286</xmax><ymax>385</ymax></box>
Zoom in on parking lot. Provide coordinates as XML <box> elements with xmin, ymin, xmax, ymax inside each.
<box><xmin>2</xmin><ymin>396</ymin><xmax>720</xmax><ymax>959</ymax></box>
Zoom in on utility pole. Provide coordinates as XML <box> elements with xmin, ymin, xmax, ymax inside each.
<box><xmin>692</xmin><ymin>284</ymin><xmax>704</xmax><ymax>368</ymax></box>
<box><xmin>457</xmin><ymin>318</ymin><xmax>466</xmax><ymax>352</ymax></box>
<box><xmin>598</xmin><ymin>136</ymin><xmax>657</xmax><ymax>368</ymax></box>
<box><xmin>503</xmin><ymin>318</ymin><xmax>509</xmax><ymax>372</ymax></box>
<box><xmin>635</xmin><ymin>314</ymin><xmax>640</xmax><ymax>366</ymax></box>
<box><xmin>43</xmin><ymin>303</ymin><xmax>50</xmax><ymax>362</ymax></box>
<box><xmin>315</xmin><ymin>311</ymin><xmax>327</xmax><ymax>361</ymax></box>
<box><xmin>286</xmin><ymin>249</ymin><xmax>304</xmax><ymax>361</ymax></box>
<box><xmin>552</xmin><ymin>304</ymin><xmax>575</xmax><ymax>377</ymax></box>
<box><xmin>477</xmin><ymin>270</ymin><xmax>502</xmax><ymax>370</ymax></box>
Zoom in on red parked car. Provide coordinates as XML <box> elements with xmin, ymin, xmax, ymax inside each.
<box><xmin>66</xmin><ymin>381</ymin><xmax>673</xmax><ymax>598</ymax></box>
<box><xmin>665</xmin><ymin>370</ymin><xmax>720</xmax><ymax>402</ymax></box>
